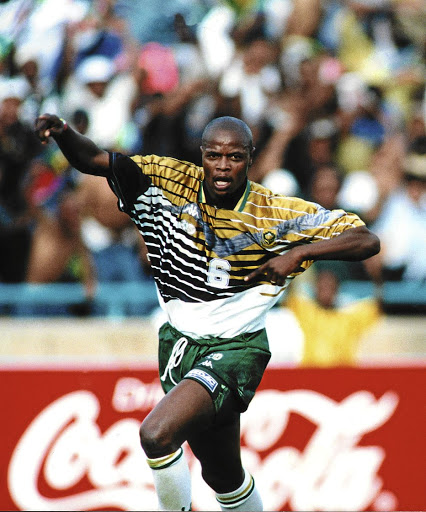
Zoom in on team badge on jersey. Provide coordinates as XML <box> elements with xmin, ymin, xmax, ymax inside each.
<box><xmin>261</xmin><ymin>229</ymin><xmax>277</xmax><ymax>247</ymax></box>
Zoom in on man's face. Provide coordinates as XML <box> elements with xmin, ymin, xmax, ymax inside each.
<box><xmin>201</xmin><ymin>128</ymin><xmax>252</xmax><ymax>205</ymax></box>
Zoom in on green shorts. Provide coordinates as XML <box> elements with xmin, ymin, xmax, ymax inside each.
<box><xmin>158</xmin><ymin>322</ymin><xmax>271</xmax><ymax>414</ymax></box>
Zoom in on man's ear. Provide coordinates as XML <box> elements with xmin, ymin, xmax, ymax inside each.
<box><xmin>249</xmin><ymin>147</ymin><xmax>256</xmax><ymax>166</ymax></box>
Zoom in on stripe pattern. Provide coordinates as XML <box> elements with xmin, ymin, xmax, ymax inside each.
<box><xmin>146</xmin><ymin>447</ymin><xmax>183</xmax><ymax>470</ymax></box>
<box><xmin>216</xmin><ymin>472</ymin><xmax>255</xmax><ymax>509</ymax></box>
<box><xmin>110</xmin><ymin>153</ymin><xmax>364</xmax><ymax>308</ymax></box>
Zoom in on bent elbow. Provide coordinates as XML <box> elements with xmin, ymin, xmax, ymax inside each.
<box><xmin>373</xmin><ymin>235</ymin><xmax>381</xmax><ymax>255</ymax></box>
<box><xmin>365</xmin><ymin>233</ymin><xmax>381</xmax><ymax>259</ymax></box>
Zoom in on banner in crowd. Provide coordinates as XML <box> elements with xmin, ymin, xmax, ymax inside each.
<box><xmin>1</xmin><ymin>363</ymin><xmax>424</xmax><ymax>511</ymax></box>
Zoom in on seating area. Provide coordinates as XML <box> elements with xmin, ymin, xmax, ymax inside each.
<box><xmin>0</xmin><ymin>279</ymin><xmax>424</xmax><ymax>319</ymax></box>
<box><xmin>0</xmin><ymin>281</ymin><xmax>160</xmax><ymax>319</ymax></box>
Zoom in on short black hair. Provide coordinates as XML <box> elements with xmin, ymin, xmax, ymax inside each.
<box><xmin>201</xmin><ymin>116</ymin><xmax>253</xmax><ymax>152</ymax></box>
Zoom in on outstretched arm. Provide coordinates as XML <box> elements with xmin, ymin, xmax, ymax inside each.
<box><xmin>34</xmin><ymin>114</ymin><xmax>110</xmax><ymax>176</ymax></box>
<box><xmin>245</xmin><ymin>226</ymin><xmax>380</xmax><ymax>286</ymax></box>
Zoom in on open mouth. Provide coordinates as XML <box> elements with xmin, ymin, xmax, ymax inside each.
<box><xmin>214</xmin><ymin>177</ymin><xmax>232</xmax><ymax>191</ymax></box>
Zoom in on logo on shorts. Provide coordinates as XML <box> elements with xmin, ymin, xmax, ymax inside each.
<box><xmin>185</xmin><ymin>369</ymin><xmax>218</xmax><ymax>393</ymax></box>
<box><xmin>161</xmin><ymin>337</ymin><xmax>188</xmax><ymax>385</ymax></box>
<box><xmin>261</xmin><ymin>229</ymin><xmax>277</xmax><ymax>247</ymax></box>
<box><xmin>207</xmin><ymin>353</ymin><xmax>223</xmax><ymax>361</ymax></box>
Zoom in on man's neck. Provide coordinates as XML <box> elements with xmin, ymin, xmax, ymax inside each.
<box><xmin>203</xmin><ymin>180</ymin><xmax>247</xmax><ymax>210</ymax></box>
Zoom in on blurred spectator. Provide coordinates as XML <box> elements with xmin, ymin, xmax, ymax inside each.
<box><xmin>338</xmin><ymin>133</ymin><xmax>406</xmax><ymax>224</ymax></box>
<box><xmin>371</xmin><ymin>137</ymin><xmax>426</xmax><ymax>281</ymax></box>
<box><xmin>59</xmin><ymin>55</ymin><xmax>129</xmax><ymax>149</ymax></box>
<box><xmin>165</xmin><ymin>13</ymin><xmax>215</xmax><ymax>163</ymax></box>
<box><xmin>13</xmin><ymin>42</ymin><xmax>53</xmax><ymax>124</ymax></box>
<box><xmin>285</xmin><ymin>268</ymin><xmax>382</xmax><ymax>366</ymax></box>
<box><xmin>68</xmin><ymin>107</ymin><xmax>153</xmax><ymax>314</ymax></box>
<box><xmin>218</xmin><ymin>36</ymin><xmax>282</xmax><ymax>133</ymax></box>
<box><xmin>54</xmin><ymin>1</ymin><xmax>133</xmax><ymax>93</ymax></box>
<box><xmin>307</xmin><ymin>163</ymin><xmax>372</xmax><ymax>281</ymax></box>
<box><xmin>0</xmin><ymin>0</ymin><xmax>90</xmax><ymax>91</ymax></box>
<box><xmin>17</xmin><ymin>126</ymin><xmax>95</xmax><ymax>316</ymax></box>
<box><xmin>62</xmin><ymin>105</ymin><xmax>151</xmax><ymax>288</ymax></box>
<box><xmin>0</xmin><ymin>76</ymin><xmax>41</xmax><ymax>283</ymax></box>
<box><xmin>335</xmin><ymin>74</ymin><xmax>388</xmax><ymax>174</ymax></box>
<box><xmin>300</xmin><ymin>118</ymin><xmax>340</xmax><ymax>187</ymax></box>
<box><xmin>247</xmin><ymin>93</ymin><xmax>306</xmax><ymax>186</ymax></box>
<box><xmin>307</xmin><ymin>163</ymin><xmax>343</xmax><ymax>210</ymax></box>
<box><xmin>197</xmin><ymin>0</ymin><xmax>320</xmax><ymax>80</ymax></box>
<box><xmin>249</xmin><ymin>113</ymin><xmax>340</xmax><ymax>195</ymax></box>
<box><xmin>58</xmin><ymin>11</ymin><xmax>212</xmax><ymax>158</ymax></box>
<box><xmin>68</xmin><ymin>5</ymin><xmax>126</xmax><ymax>69</ymax></box>
<box><xmin>172</xmin><ymin>12</ymin><xmax>208</xmax><ymax>85</ymax></box>
<box><xmin>129</xmin><ymin>19</ymin><xmax>212</xmax><ymax>161</ymax></box>
<box><xmin>318</xmin><ymin>0</ymin><xmax>424</xmax><ymax>104</ymax></box>
<box><xmin>338</xmin><ymin>168</ymin><xmax>380</xmax><ymax>221</ymax></box>
<box><xmin>261</xmin><ymin>167</ymin><xmax>300</xmax><ymax>197</ymax></box>
<box><xmin>137</xmin><ymin>42</ymin><xmax>180</xmax><ymax>96</ymax></box>
<box><xmin>248</xmin><ymin>38</ymin><xmax>341</xmax><ymax>191</ymax></box>
<box><xmin>115</xmin><ymin>0</ymin><xmax>207</xmax><ymax>46</ymax></box>
<box><xmin>25</xmin><ymin>186</ymin><xmax>96</xmax><ymax>312</ymax></box>
<box><xmin>78</xmin><ymin>173</ymin><xmax>150</xmax><ymax>285</ymax></box>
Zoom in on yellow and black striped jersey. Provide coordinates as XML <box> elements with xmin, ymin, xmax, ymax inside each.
<box><xmin>108</xmin><ymin>152</ymin><xmax>365</xmax><ymax>339</ymax></box>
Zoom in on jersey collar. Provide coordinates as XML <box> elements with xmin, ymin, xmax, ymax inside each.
<box><xmin>198</xmin><ymin>180</ymin><xmax>251</xmax><ymax>212</ymax></box>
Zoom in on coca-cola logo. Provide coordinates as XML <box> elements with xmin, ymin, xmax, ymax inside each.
<box><xmin>8</xmin><ymin>377</ymin><xmax>399</xmax><ymax>511</ymax></box>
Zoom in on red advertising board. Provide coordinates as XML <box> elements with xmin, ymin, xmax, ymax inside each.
<box><xmin>1</xmin><ymin>362</ymin><xmax>425</xmax><ymax>511</ymax></box>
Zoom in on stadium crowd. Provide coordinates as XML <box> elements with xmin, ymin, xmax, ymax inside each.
<box><xmin>0</xmin><ymin>0</ymin><xmax>424</xmax><ymax>317</ymax></box>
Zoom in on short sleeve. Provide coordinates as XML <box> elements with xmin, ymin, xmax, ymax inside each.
<box><xmin>108</xmin><ymin>152</ymin><xmax>151</xmax><ymax>212</ymax></box>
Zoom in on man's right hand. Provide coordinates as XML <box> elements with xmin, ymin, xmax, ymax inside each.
<box><xmin>34</xmin><ymin>114</ymin><xmax>67</xmax><ymax>144</ymax></box>
<box><xmin>33</xmin><ymin>113</ymin><xmax>109</xmax><ymax>176</ymax></box>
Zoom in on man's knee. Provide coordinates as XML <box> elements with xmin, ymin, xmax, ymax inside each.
<box><xmin>139</xmin><ymin>415</ymin><xmax>177</xmax><ymax>458</ymax></box>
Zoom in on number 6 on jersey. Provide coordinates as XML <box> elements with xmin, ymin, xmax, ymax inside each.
<box><xmin>207</xmin><ymin>258</ymin><xmax>231</xmax><ymax>288</ymax></box>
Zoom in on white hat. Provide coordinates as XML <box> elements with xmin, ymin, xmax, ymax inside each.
<box><xmin>338</xmin><ymin>170</ymin><xmax>379</xmax><ymax>213</ymax></box>
<box><xmin>262</xmin><ymin>168</ymin><xmax>299</xmax><ymax>196</ymax></box>
<box><xmin>14</xmin><ymin>43</ymin><xmax>41</xmax><ymax>68</ymax></box>
<box><xmin>76</xmin><ymin>56</ymin><xmax>115</xmax><ymax>84</ymax></box>
<box><xmin>308</xmin><ymin>118</ymin><xmax>337</xmax><ymax>140</ymax></box>
<box><xmin>0</xmin><ymin>76</ymin><xmax>30</xmax><ymax>102</ymax></box>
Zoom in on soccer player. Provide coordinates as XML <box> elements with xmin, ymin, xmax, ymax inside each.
<box><xmin>34</xmin><ymin>113</ymin><xmax>380</xmax><ymax>511</ymax></box>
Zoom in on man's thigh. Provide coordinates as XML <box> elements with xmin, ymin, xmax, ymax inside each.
<box><xmin>141</xmin><ymin>378</ymin><xmax>215</xmax><ymax>457</ymax></box>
